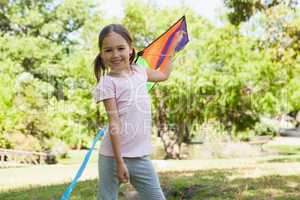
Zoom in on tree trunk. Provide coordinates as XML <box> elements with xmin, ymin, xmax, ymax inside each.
<box><xmin>182</xmin><ymin>123</ymin><xmax>190</xmax><ymax>143</ymax></box>
<box><xmin>155</xmin><ymin>89</ymin><xmax>181</xmax><ymax>159</ymax></box>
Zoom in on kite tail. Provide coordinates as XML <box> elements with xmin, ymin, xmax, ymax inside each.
<box><xmin>60</xmin><ymin>128</ymin><xmax>107</xmax><ymax>200</ymax></box>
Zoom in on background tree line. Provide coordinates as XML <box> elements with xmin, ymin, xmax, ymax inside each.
<box><xmin>0</xmin><ymin>0</ymin><xmax>299</xmax><ymax>159</ymax></box>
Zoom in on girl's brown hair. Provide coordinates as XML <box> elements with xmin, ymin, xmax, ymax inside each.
<box><xmin>94</xmin><ymin>24</ymin><xmax>136</xmax><ymax>82</ymax></box>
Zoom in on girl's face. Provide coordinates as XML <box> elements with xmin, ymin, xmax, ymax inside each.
<box><xmin>100</xmin><ymin>32</ymin><xmax>132</xmax><ymax>71</ymax></box>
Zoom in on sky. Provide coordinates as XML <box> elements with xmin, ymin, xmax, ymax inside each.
<box><xmin>100</xmin><ymin>0</ymin><xmax>225</xmax><ymax>25</ymax></box>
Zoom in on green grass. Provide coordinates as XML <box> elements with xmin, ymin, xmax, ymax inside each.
<box><xmin>1</xmin><ymin>170</ymin><xmax>300</xmax><ymax>200</ymax></box>
<box><xmin>0</xmin><ymin>180</ymin><xmax>98</xmax><ymax>200</ymax></box>
<box><xmin>57</xmin><ymin>150</ymin><xmax>98</xmax><ymax>165</ymax></box>
<box><xmin>161</xmin><ymin>171</ymin><xmax>300</xmax><ymax>200</ymax></box>
<box><xmin>0</xmin><ymin>179</ymin><xmax>128</xmax><ymax>200</ymax></box>
<box><xmin>264</xmin><ymin>156</ymin><xmax>300</xmax><ymax>163</ymax></box>
<box><xmin>263</xmin><ymin>144</ymin><xmax>300</xmax><ymax>155</ymax></box>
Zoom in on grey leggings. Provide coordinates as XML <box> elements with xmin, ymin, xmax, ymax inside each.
<box><xmin>97</xmin><ymin>154</ymin><xmax>166</xmax><ymax>200</ymax></box>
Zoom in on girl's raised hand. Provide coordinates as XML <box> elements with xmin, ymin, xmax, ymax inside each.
<box><xmin>174</xmin><ymin>30</ymin><xmax>185</xmax><ymax>47</ymax></box>
<box><xmin>170</xmin><ymin>30</ymin><xmax>185</xmax><ymax>54</ymax></box>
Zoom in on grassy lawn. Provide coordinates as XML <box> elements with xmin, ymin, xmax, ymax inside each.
<box><xmin>2</xmin><ymin>139</ymin><xmax>300</xmax><ymax>199</ymax></box>
<box><xmin>0</xmin><ymin>180</ymin><xmax>97</xmax><ymax>200</ymax></box>
<box><xmin>262</xmin><ymin>144</ymin><xmax>300</xmax><ymax>155</ymax></box>
<box><xmin>57</xmin><ymin>150</ymin><xmax>99</xmax><ymax>165</ymax></box>
<box><xmin>1</xmin><ymin>168</ymin><xmax>300</xmax><ymax>200</ymax></box>
<box><xmin>161</xmin><ymin>171</ymin><xmax>300</xmax><ymax>200</ymax></box>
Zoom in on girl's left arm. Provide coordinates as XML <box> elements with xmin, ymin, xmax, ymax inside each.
<box><xmin>146</xmin><ymin>31</ymin><xmax>183</xmax><ymax>82</ymax></box>
<box><xmin>146</xmin><ymin>55</ymin><xmax>174</xmax><ymax>82</ymax></box>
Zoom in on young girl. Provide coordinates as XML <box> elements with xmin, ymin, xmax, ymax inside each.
<box><xmin>93</xmin><ymin>24</ymin><xmax>181</xmax><ymax>200</ymax></box>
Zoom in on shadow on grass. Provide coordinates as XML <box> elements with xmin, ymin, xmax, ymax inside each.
<box><xmin>265</xmin><ymin>157</ymin><xmax>300</xmax><ymax>163</ymax></box>
<box><xmin>161</xmin><ymin>170</ymin><xmax>300</xmax><ymax>200</ymax></box>
<box><xmin>1</xmin><ymin>170</ymin><xmax>300</xmax><ymax>200</ymax></box>
<box><xmin>263</xmin><ymin>145</ymin><xmax>300</xmax><ymax>156</ymax></box>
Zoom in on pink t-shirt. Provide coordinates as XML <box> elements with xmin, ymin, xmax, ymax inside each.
<box><xmin>93</xmin><ymin>65</ymin><xmax>152</xmax><ymax>157</ymax></box>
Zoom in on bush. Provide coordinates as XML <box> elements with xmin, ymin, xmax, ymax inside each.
<box><xmin>43</xmin><ymin>138</ymin><xmax>69</xmax><ymax>159</ymax></box>
<box><xmin>6</xmin><ymin>133</ymin><xmax>42</xmax><ymax>151</ymax></box>
<box><xmin>0</xmin><ymin>133</ymin><xmax>10</xmax><ymax>148</ymax></box>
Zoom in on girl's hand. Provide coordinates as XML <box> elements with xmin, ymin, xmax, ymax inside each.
<box><xmin>116</xmin><ymin>160</ymin><xmax>129</xmax><ymax>183</ymax></box>
<box><xmin>173</xmin><ymin>30</ymin><xmax>185</xmax><ymax>48</ymax></box>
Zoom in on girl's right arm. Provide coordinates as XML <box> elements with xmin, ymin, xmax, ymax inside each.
<box><xmin>103</xmin><ymin>98</ymin><xmax>129</xmax><ymax>183</ymax></box>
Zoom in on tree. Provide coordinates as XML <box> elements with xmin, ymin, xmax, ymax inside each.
<box><xmin>224</xmin><ymin>0</ymin><xmax>298</xmax><ymax>26</ymax></box>
<box><xmin>0</xmin><ymin>0</ymin><xmax>100</xmax><ymax>150</ymax></box>
<box><xmin>225</xmin><ymin>0</ymin><xmax>300</xmax><ymax>115</ymax></box>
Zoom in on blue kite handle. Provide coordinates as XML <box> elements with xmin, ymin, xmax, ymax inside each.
<box><xmin>60</xmin><ymin>127</ymin><xmax>107</xmax><ymax>200</ymax></box>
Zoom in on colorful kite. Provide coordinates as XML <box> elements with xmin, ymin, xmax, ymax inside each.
<box><xmin>136</xmin><ymin>15</ymin><xmax>189</xmax><ymax>89</ymax></box>
<box><xmin>60</xmin><ymin>16</ymin><xmax>189</xmax><ymax>200</ymax></box>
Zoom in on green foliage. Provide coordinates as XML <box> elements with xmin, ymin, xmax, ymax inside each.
<box><xmin>224</xmin><ymin>0</ymin><xmax>298</xmax><ymax>26</ymax></box>
<box><xmin>228</xmin><ymin>1</ymin><xmax>300</xmax><ymax>116</ymax></box>
<box><xmin>224</xmin><ymin>0</ymin><xmax>265</xmax><ymax>26</ymax></box>
<box><xmin>0</xmin><ymin>0</ymin><xmax>99</xmax><ymax>150</ymax></box>
<box><xmin>0</xmin><ymin>0</ymin><xmax>299</xmax><ymax>152</ymax></box>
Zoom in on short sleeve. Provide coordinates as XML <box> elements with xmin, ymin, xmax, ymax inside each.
<box><xmin>134</xmin><ymin>64</ymin><xmax>148</xmax><ymax>81</ymax></box>
<box><xmin>93</xmin><ymin>76</ymin><xmax>115</xmax><ymax>103</ymax></box>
